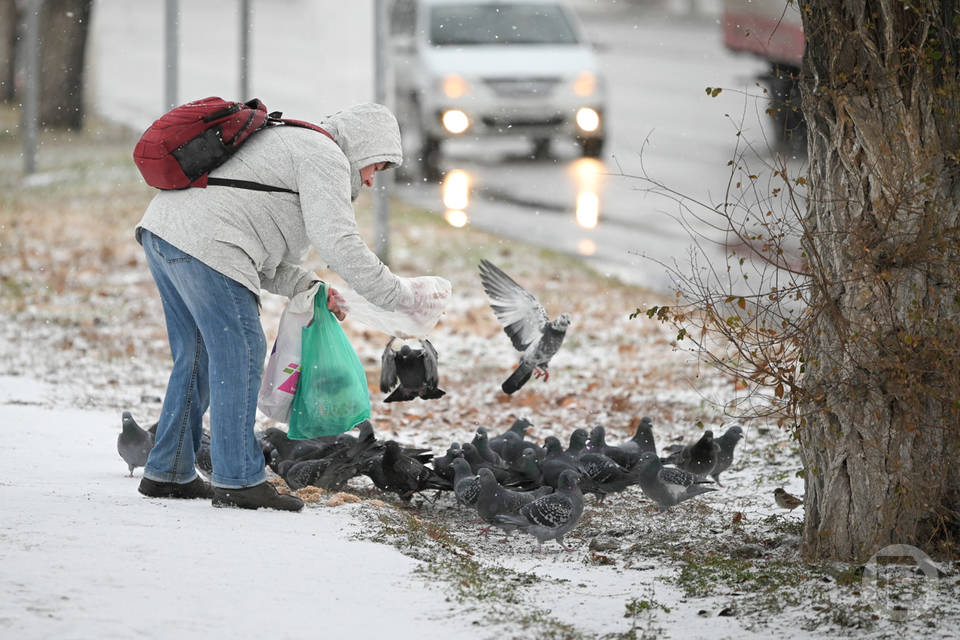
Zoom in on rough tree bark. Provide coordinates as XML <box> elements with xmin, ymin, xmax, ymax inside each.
<box><xmin>37</xmin><ymin>0</ymin><xmax>92</xmax><ymax>128</ymax></box>
<box><xmin>798</xmin><ymin>0</ymin><xmax>960</xmax><ymax>561</ymax></box>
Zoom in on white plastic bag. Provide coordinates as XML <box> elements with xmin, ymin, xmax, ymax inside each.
<box><xmin>258</xmin><ymin>284</ymin><xmax>320</xmax><ymax>422</ymax></box>
<box><xmin>340</xmin><ymin>276</ymin><xmax>451</xmax><ymax>339</ymax></box>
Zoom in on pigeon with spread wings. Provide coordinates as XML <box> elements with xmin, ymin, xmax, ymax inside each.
<box><xmin>379</xmin><ymin>336</ymin><xmax>446</xmax><ymax>402</ymax></box>
<box><xmin>478</xmin><ymin>259</ymin><xmax>571</xmax><ymax>394</ymax></box>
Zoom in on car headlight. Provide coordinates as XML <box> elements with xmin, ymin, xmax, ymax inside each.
<box><xmin>442</xmin><ymin>109</ymin><xmax>470</xmax><ymax>134</ymax></box>
<box><xmin>443</xmin><ymin>74</ymin><xmax>469</xmax><ymax>98</ymax></box>
<box><xmin>576</xmin><ymin>107</ymin><xmax>601</xmax><ymax>133</ymax></box>
<box><xmin>573</xmin><ymin>71</ymin><xmax>596</xmax><ymax>97</ymax></box>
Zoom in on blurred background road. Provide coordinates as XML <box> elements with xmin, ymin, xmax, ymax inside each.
<box><xmin>85</xmin><ymin>0</ymin><xmax>777</xmax><ymax>291</ymax></box>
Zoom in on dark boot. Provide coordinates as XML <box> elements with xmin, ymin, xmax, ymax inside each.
<box><xmin>212</xmin><ymin>481</ymin><xmax>304</xmax><ymax>512</ymax></box>
<box><xmin>139</xmin><ymin>476</ymin><xmax>214</xmax><ymax>499</ymax></box>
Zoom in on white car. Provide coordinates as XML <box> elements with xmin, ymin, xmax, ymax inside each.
<box><xmin>390</xmin><ymin>0</ymin><xmax>607</xmax><ymax>180</ymax></box>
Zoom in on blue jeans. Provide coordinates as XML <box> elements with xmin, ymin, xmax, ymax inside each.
<box><xmin>140</xmin><ymin>229</ymin><xmax>267</xmax><ymax>489</ymax></box>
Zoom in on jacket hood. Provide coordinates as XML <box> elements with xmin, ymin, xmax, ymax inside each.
<box><xmin>321</xmin><ymin>103</ymin><xmax>403</xmax><ymax>201</ymax></box>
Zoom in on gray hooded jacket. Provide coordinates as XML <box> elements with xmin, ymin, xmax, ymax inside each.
<box><xmin>136</xmin><ymin>102</ymin><xmax>412</xmax><ymax>309</ymax></box>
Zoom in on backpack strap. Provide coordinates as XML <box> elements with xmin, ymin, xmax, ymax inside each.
<box><xmin>206</xmin><ymin>177</ymin><xmax>297</xmax><ymax>194</ymax></box>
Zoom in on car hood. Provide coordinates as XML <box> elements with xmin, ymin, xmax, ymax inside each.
<box><xmin>420</xmin><ymin>45</ymin><xmax>598</xmax><ymax>77</ymax></box>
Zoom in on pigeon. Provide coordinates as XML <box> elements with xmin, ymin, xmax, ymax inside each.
<box><xmin>540</xmin><ymin>436</ymin><xmax>586</xmax><ymax>489</ymax></box>
<box><xmin>620</xmin><ymin>416</ymin><xmax>657</xmax><ymax>457</ymax></box>
<box><xmin>710</xmin><ymin>425</ymin><xmax>744</xmax><ymax>486</ymax></box>
<box><xmin>478</xmin><ymin>259</ymin><xmax>571</xmax><ymax>394</ymax></box>
<box><xmin>471</xmin><ymin>427</ymin><xmax>505</xmax><ymax>466</ymax></box>
<box><xmin>380</xmin><ymin>337</ymin><xmax>446</xmax><ymax>403</ymax></box>
<box><xmin>515</xmin><ymin>448</ymin><xmax>544</xmax><ymax>489</ymax></box>
<box><xmin>577</xmin><ymin>452</ymin><xmax>640</xmax><ymax>503</ymax></box>
<box><xmin>117</xmin><ymin>411</ymin><xmax>154</xmax><ymax>477</ymax></box>
<box><xmin>430</xmin><ymin>442</ymin><xmax>462</xmax><ymax>482</ymax></box>
<box><xmin>488</xmin><ymin>417</ymin><xmax>533</xmax><ymax>455</ymax></box>
<box><xmin>635</xmin><ymin>452</ymin><xmax>717</xmax><ymax>512</ymax></box>
<box><xmin>379</xmin><ymin>440</ymin><xmax>452</xmax><ymax>501</ymax></box>
<box><xmin>774</xmin><ymin>487</ymin><xmax>804</xmax><ymax>510</ymax></box>
<box><xmin>475</xmin><ymin>468</ymin><xmax>552</xmax><ymax>538</ymax></box>
<box><xmin>452</xmin><ymin>457</ymin><xmax>481</xmax><ymax>508</ymax></box>
<box><xmin>662</xmin><ymin>430</ymin><xmax>720</xmax><ymax>479</ymax></box>
<box><xmin>566</xmin><ymin>428</ymin><xmax>590</xmax><ymax>459</ymax></box>
<box><xmin>493</xmin><ymin>469</ymin><xmax>584</xmax><ymax>551</ymax></box>
<box><xmin>460</xmin><ymin>442</ymin><xmax>520</xmax><ymax>486</ymax></box>
<box><xmin>587</xmin><ymin>425</ymin><xmax>641</xmax><ymax>469</ymax></box>
<box><xmin>195</xmin><ymin>431</ymin><xmax>213</xmax><ymax>479</ymax></box>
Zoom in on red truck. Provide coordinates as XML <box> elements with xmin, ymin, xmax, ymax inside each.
<box><xmin>722</xmin><ymin>0</ymin><xmax>806</xmax><ymax>151</ymax></box>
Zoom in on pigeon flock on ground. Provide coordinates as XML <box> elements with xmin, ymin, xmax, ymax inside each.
<box><xmin>117</xmin><ymin>260</ymin><xmax>799</xmax><ymax>549</ymax></box>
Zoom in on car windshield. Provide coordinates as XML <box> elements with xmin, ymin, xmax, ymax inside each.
<box><xmin>429</xmin><ymin>3</ymin><xmax>579</xmax><ymax>46</ymax></box>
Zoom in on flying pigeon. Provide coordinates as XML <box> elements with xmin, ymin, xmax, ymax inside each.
<box><xmin>380</xmin><ymin>337</ymin><xmax>446</xmax><ymax>403</ymax></box>
<box><xmin>774</xmin><ymin>487</ymin><xmax>804</xmax><ymax>510</ymax></box>
<box><xmin>117</xmin><ymin>411</ymin><xmax>154</xmax><ymax>476</ymax></box>
<box><xmin>635</xmin><ymin>452</ymin><xmax>717</xmax><ymax>512</ymax></box>
<box><xmin>620</xmin><ymin>417</ymin><xmax>657</xmax><ymax>457</ymax></box>
<box><xmin>710</xmin><ymin>425</ymin><xmax>744</xmax><ymax>486</ymax></box>
<box><xmin>662</xmin><ymin>430</ymin><xmax>720</xmax><ymax>479</ymax></box>
<box><xmin>478</xmin><ymin>259</ymin><xmax>571</xmax><ymax>394</ymax></box>
<box><xmin>493</xmin><ymin>469</ymin><xmax>584</xmax><ymax>552</ymax></box>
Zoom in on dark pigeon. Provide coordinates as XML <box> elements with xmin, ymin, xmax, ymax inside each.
<box><xmin>380</xmin><ymin>440</ymin><xmax>452</xmax><ymax>501</ymax></box>
<box><xmin>431</xmin><ymin>442</ymin><xmax>462</xmax><ymax>483</ymax></box>
<box><xmin>566</xmin><ymin>428</ymin><xmax>590</xmax><ymax>459</ymax></box>
<box><xmin>478</xmin><ymin>259</ymin><xmax>571</xmax><ymax>394</ymax></box>
<box><xmin>635</xmin><ymin>452</ymin><xmax>717</xmax><ymax>512</ymax></box>
<box><xmin>488</xmin><ymin>417</ymin><xmax>533</xmax><ymax>454</ymax></box>
<box><xmin>493</xmin><ymin>469</ymin><xmax>584</xmax><ymax>551</ymax></box>
<box><xmin>540</xmin><ymin>436</ymin><xmax>585</xmax><ymax>489</ymax></box>
<box><xmin>472</xmin><ymin>427</ymin><xmax>505</xmax><ymax>466</ymax></box>
<box><xmin>515</xmin><ymin>449</ymin><xmax>544</xmax><ymax>489</ymax></box>
<box><xmin>461</xmin><ymin>442</ymin><xmax>520</xmax><ymax>486</ymax></box>
<box><xmin>619</xmin><ymin>417</ymin><xmax>657</xmax><ymax>457</ymax></box>
<box><xmin>380</xmin><ymin>337</ymin><xmax>446</xmax><ymax>403</ymax></box>
<box><xmin>586</xmin><ymin>425</ymin><xmax>641</xmax><ymax>469</ymax></box>
<box><xmin>711</xmin><ymin>425</ymin><xmax>744</xmax><ymax>486</ymax></box>
<box><xmin>662</xmin><ymin>430</ymin><xmax>720</xmax><ymax>479</ymax></box>
<box><xmin>475</xmin><ymin>468</ymin><xmax>552</xmax><ymax>538</ymax></box>
<box><xmin>117</xmin><ymin>411</ymin><xmax>154</xmax><ymax>477</ymax></box>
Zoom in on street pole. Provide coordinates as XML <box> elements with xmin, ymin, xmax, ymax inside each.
<box><xmin>22</xmin><ymin>0</ymin><xmax>42</xmax><ymax>175</ymax></box>
<box><xmin>164</xmin><ymin>0</ymin><xmax>179</xmax><ymax>109</ymax></box>
<box><xmin>373</xmin><ymin>0</ymin><xmax>391</xmax><ymax>264</ymax></box>
<box><xmin>239</xmin><ymin>0</ymin><xmax>251</xmax><ymax>100</ymax></box>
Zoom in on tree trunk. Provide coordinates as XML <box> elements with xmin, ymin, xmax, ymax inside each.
<box><xmin>797</xmin><ymin>1</ymin><xmax>960</xmax><ymax>561</ymax></box>
<box><xmin>0</xmin><ymin>0</ymin><xmax>17</xmax><ymax>102</ymax></box>
<box><xmin>37</xmin><ymin>0</ymin><xmax>91</xmax><ymax>128</ymax></box>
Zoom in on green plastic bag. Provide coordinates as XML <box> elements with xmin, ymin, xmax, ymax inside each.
<box><xmin>288</xmin><ymin>284</ymin><xmax>371</xmax><ymax>439</ymax></box>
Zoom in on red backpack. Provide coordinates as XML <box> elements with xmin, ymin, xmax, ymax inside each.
<box><xmin>132</xmin><ymin>97</ymin><xmax>334</xmax><ymax>193</ymax></box>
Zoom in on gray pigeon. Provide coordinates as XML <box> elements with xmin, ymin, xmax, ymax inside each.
<box><xmin>478</xmin><ymin>259</ymin><xmax>571</xmax><ymax>394</ymax></box>
<box><xmin>452</xmin><ymin>457</ymin><xmax>481</xmax><ymax>508</ymax></box>
<box><xmin>662</xmin><ymin>430</ymin><xmax>720</xmax><ymax>479</ymax></box>
<box><xmin>587</xmin><ymin>425</ymin><xmax>641</xmax><ymax>469</ymax></box>
<box><xmin>380</xmin><ymin>337</ymin><xmax>446</xmax><ymax>402</ymax></box>
<box><xmin>620</xmin><ymin>417</ymin><xmax>657</xmax><ymax>457</ymax></box>
<box><xmin>635</xmin><ymin>452</ymin><xmax>717</xmax><ymax>512</ymax></box>
<box><xmin>475</xmin><ymin>467</ymin><xmax>552</xmax><ymax>537</ymax></box>
<box><xmin>710</xmin><ymin>425</ymin><xmax>744</xmax><ymax>486</ymax></box>
<box><xmin>117</xmin><ymin>411</ymin><xmax>154</xmax><ymax>477</ymax></box>
<box><xmin>493</xmin><ymin>469</ymin><xmax>584</xmax><ymax>551</ymax></box>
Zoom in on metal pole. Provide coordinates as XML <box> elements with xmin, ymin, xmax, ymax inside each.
<box><xmin>239</xmin><ymin>0</ymin><xmax>251</xmax><ymax>100</ymax></box>
<box><xmin>373</xmin><ymin>0</ymin><xmax>391</xmax><ymax>264</ymax></box>
<box><xmin>22</xmin><ymin>0</ymin><xmax>42</xmax><ymax>175</ymax></box>
<box><xmin>164</xmin><ymin>0</ymin><xmax>179</xmax><ymax>109</ymax></box>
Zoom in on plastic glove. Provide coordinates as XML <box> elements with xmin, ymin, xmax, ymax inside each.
<box><xmin>341</xmin><ymin>276</ymin><xmax>451</xmax><ymax>338</ymax></box>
